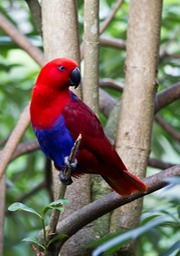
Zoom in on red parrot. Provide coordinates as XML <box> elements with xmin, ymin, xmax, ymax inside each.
<box><xmin>30</xmin><ymin>58</ymin><xmax>147</xmax><ymax>196</ymax></box>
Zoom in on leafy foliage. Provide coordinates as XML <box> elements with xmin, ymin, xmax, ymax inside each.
<box><xmin>1</xmin><ymin>0</ymin><xmax>179</xmax><ymax>255</ymax></box>
<box><xmin>8</xmin><ymin>199</ymin><xmax>69</xmax><ymax>251</ymax></box>
<box><xmin>91</xmin><ymin>177</ymin><xmax>180</xmax><ymax>256</ymax></box>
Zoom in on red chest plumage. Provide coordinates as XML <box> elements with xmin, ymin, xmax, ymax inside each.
<box><xmin>30</xmin><ymin>85</ymin><xmax>71</xmax><ymax>129</ymax></box>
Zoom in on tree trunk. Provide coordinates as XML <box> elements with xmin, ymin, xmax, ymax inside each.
<box><xmin>41</xmin><ymin>1</ymin><xmax>93</xmax><ymax>255</ymax></box>
<box><xmin>112</xmin><ymin>0</ymin><xmax>163</xmax><ymax>255</ymax></box>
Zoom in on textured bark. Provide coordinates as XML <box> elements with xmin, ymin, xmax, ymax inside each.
<box><xmin>83</xmin><ymin>0</ymin><xmax>111</xmax><ymax>251</ymax></box>
<box><xmin>41</xmin><ymin>1</ymin><xmax>91</xmax><ymax>255</ymax></box>
<box><xmin>25</xmin><ymin>0</ymin><xmax>42</xmax><ymax>35</ymax></box>
<box><xmin>113</xmin><ymin>0</ymin><xmax>163</xmax><ymax>255</ymax></box>
<box><xmin>54</xmin><ymin>164</ymin><xmax>180</xmax><ymax>250</ymax></box>
<box><xmin>42</xmin><ymin>0</ymin><xmax>80</xmax><ymax>63</ymax></box>
<box><xmin>83</xmin><ymin>0</ymin><xmax>99</xmax><ymax>113</ymax></box>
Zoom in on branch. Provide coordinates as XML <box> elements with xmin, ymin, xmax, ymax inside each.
<box><xmin>0</xmin><ymin>13</ymin><xmax>44</xmax><ymax>66</ymax></box>
<box><xmin>155</xmin><ymin>81</ymin><xmax>180</xmax><ymax>113</ymax></box>
<box><xmin>0</xmin><ymin>105</ymin><xmax>30</xmax><ymax>179</ymax></box>
<box><xmin>11</xmin><ymin>140</ymin><xmax>39</xmax><ymax>161</ymax></box>
<box><xmin>24</xmin><ymin>0</ymin><xmax>42</xmax><ymax>36</ymax></box>
<box><xmin>83</xmin><ymin>0</ymin><xmax>99</xmax><ymax>113</ymax></box>
<box><xmin>155</xmin><ymin>114</ymin><xmax>180</xmax><ymax>142</ymax></box>
<box><xmin>15</xmin><ymin>181</ymin><xmax>45</xmax><ymax>205</ymax></box>
<box><xmin>99</xmin><ymin>78</ymin><xmax>124</xmax><ymax>91</ymax></box>
<box><xmin>99</xmin><ymin>89</ymin><xmax>117</xmax><ymax>117</ymax></box>
<box><xmin>148</xmin><ymin>158</ymin><xmax>174</xmax><ymax>169</ymax></box>
<box><xmin>100</xmin><ymin>0</ymin><xmax>124</xmax><ymax>34</ymax></box>
<box><xmin>99</xmin><ymin>81</ymin><xmax>180</xmax><ymax>118</ymax></box>
<box><xmin>100</xmin><ymin>36</ymin><xmax>126</xmax><ymax>50</ymax></box>
<box><xmin>55</xmin><ymin>165</ymin><xmax>180</xmax><ymax>250</ymax></box>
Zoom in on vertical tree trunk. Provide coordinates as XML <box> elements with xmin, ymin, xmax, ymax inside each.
<box><xmin>112</xmin><ymin>0</ymin><xmax>163</xmax><ymax>255</ymax></box>
<box><xmin>83</xmin><ymin>0</ymin><xmax>99</xmax><ymax>114</ymax></box>
<box><xmin>42</xmin><ymin>0</ymin><xmax>80</xmax><ymax>63</ymax></box>
<box><xmin>41</xmin><ymin>1</ymin><xmax>93</xmax><ymax>255</ymax></box>
<box><xmin>83</xmin><ymin>0</ymin><xmax>112</xmax><ymax>243</ymax></box>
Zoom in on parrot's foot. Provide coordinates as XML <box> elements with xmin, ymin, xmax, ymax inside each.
<box><xmin>59</xmin><ymin>156</ymin><xmax>78</xmax><ymax>185</ymax></box>
<box><xmin>59</xmin><ymin>171</ymin><xmax>73</xmax><ymax>185</ymax></box>
<box><xmin>64</xmin><ymin>156</ymin><xmax>78</xmax><ymax>170</ymax></box>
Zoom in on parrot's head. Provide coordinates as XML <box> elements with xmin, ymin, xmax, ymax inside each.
<box><xmin>36</xmin><ymin>58</ymin><xmax>81</xmax><ymax>90</ymax></box>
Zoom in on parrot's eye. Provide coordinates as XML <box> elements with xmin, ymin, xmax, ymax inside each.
<box><xmin>58</xmin><ymin>65</ymin><xmax>65</xmax><ymax>72</ymax></box>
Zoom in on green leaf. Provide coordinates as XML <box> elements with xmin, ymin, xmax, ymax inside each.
<box><xmin>48</xmin><ymin>233</ymin><xmax>68</xmax><ymax>246</ymax></box>
<box><xmin>159</xmin><ymin>241</ymin><xmax>180</xmax><ymax>256</ymax></box>
<box><xmin>8</xmin><ymin>202</ymin><xmax>42</xmax><ymax>219</ymax></box>
<box><xmin>42</xmin><ymin>198</ymin><xmax>70</xmax><ymax>216</ymax></box>
<box><xmin>92</xmin><ymin>217</ymin><xmax>172</xmax><ymax>256</ymax></box>
<box><xmin>22</xmin><ymin>237</ymin><xmax>45</xmax><ymax>250</ymax></box>
<box><xmin>49</xmin><ymin>198</ymin><xmax>70</xmax><ymax>206</ymax></box>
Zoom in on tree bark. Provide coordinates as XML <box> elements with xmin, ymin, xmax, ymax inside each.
<box><xmin>41</xmin><ymin>1</ymin><xmax>92</xmax><ymax>255</ymax></box>
<box><xmin>83</xmin><ymin>0</ymin><xmax>99</xmax><ymax>113</ymax></box>
<box><xmin>113</xmin><ymin>0</ymin><xmax>163</xmax><ymax>255</ymax></box>
<box><xmin>42</xmin><ymin>0</ymin><xmax>80</xmax><ymax>63</ymax></box>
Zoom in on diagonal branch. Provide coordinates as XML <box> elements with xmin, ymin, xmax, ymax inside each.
<box><xmin>0</xmin><ymin>105</ymin><xmax>30</xmax><ymax>179</ymax></box>
<box><xmin>100</xmin><ymin>0</ymin><xmax>124</xmax><ymax>34</ymax></box>
<box><xmin>54</xmin><ymin>164</ymin><xmax>180</xmax><ymax>250</ymax></box>
<box><xmin>0</xmin><ymin>13</ymin><xmax>44</xmax><ymax>66</ymax></box>
<box><xmin>155</xmin><ymin>81</ymin><xmax>180</xmax><ymax>113</ymax></box>
<box><xmin>148</xmin><ymin>158</ymin><xmax>174</xmax><ymax>170</ymax></box>
<box><xmin>155</xmin><ymin>114</ymin><xmax>180</xmax><ymax>142</ymax></box>
<box><xmin>10</xmin><ymin>140</ymin><xmax>39</xmax><ymax>161</ymax></box>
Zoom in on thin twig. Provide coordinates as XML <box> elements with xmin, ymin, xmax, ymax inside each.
<box><xmin>100</xmin><ymin>0</ymin><xmax>124</xmax><ymax>34</ymax></box>
<box><xmin>0</xmin><ymin>13</ymin><xmax>44</xmax><ymax>66</ymax></box>
<box><xmin>31</xmin><ymin>243</ymin><xmax>45</xmax><ymax>256</ymax></box>
<box><xmin>0</xmin><ymin>105</ymin><xmax>30</xmax><ymax>179</ymax></box>
<box><xmin>155</xmin><ymin>114</ymin><xmax>180</xmax><ymax>142</ymax></box>
<box><xmin>17</xmin><ymin>181</ymin><xmax>45</xmax><ymax>203</ymax></box>
<box><xmin>47</xmin><ymin>134</ymin><xmax>82</xmax><ymax>238</ymax></box>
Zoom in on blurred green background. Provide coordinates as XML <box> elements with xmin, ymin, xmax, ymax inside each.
<box><xmin>0</xmin><ymin>0</ymin><xmax>179</xmax><ymax>255</ymax></box>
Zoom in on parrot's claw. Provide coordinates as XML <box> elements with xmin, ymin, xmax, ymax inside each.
<box><xmin>59</xmin><ymin>171</ymin><xmax>73</xmax><ymax>185</ymax></box>
<box><xmin>64</xmin><ymin>156</ymin><xmax>78</xmax><ymax>170</ymax></box>
<box><xmin>58</xmin><ymin>156</ymin><xmax>78</xmax><ymax>185</ymax></box>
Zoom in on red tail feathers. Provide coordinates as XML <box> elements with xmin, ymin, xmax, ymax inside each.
<box><xmin>103</xmin><ymin>169</ymin><xmax>147</xmax><ymax>196</ymax></box>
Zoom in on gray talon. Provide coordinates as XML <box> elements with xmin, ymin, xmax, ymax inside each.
<box><xmin>59</xmin><ymin>171</ymin><xmax>73</xmax><ymax>185</ymax></box>
<box><xmin>64</xmin><ymin>156</ymin><xmax>77</xmax><ymax>170</ymax></box>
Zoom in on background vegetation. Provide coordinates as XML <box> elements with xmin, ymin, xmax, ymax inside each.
<box><xmin>0</xmin><ymin>0</ymin><xmax>179</xmax><ymax>255</ymax></box>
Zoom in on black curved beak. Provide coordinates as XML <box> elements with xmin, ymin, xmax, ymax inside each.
<box><xmin>69</xmin><ymin>67</ymin><xmax>81</xmax><ymax>88</ymax></box>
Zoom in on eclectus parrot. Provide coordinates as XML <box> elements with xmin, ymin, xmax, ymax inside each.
<box><xmin>30</xmin><ymin>58</ymin><xmax>147</xmax><ymax>196</ymax></box>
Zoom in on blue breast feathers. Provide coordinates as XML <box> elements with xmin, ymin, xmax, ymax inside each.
<box><xmin>33</xmin><ymin>115</ymin><xmax>74</xmax><ymax>170</ymax></box>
